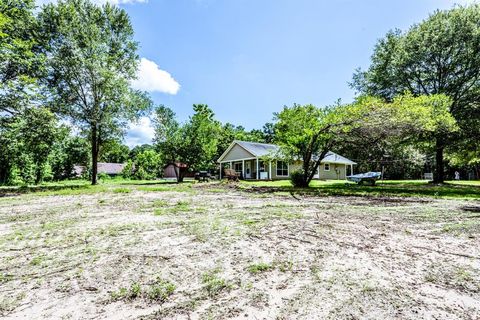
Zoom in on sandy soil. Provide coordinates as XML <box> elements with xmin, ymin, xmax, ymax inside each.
<box><xmin>0</xmin><ymin>182</ymin><xmax>479</xmax><ymax>319</ymax></box>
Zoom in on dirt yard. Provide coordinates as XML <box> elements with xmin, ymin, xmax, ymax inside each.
<box><xmin>1</xmin><ymin>182</ymin><xmax>479</xmax><ymax>319</ymax></box>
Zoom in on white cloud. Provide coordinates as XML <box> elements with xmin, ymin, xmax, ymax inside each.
<box><xmin>131</xmin><ymin>58</ymin><xmax>180</xmax><ymax>95</ymax></box>
<box><xmin>37</xmin><ymin>0</ymin><xmax>147</xmax><ymax>5</ymax></box>
<box><xmin>125</xmin><ymin>116</ymin><xmax>155</xmax><ymax>147</ymax></box>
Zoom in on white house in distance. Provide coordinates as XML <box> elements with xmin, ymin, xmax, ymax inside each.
<box><xmin>217</xmin><ymin>140</ymin><xmax>356</xmax><ymax>180</ymax></box>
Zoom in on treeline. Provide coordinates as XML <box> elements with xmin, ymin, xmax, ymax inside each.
<box><xmin>1</xmin><ymin>0</ymin><xmax>479</xmax><ymax>186</ymax></box>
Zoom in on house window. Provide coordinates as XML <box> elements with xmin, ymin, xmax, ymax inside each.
<box><xmin>234</xmin><ymin>162</ymin><xmax>242</xmax><ymax>174</ymax></box>
<box><xmin>276</xmin><ymin>161</ymin><xmax>289</xmax><ymax>176</ymax></box>
<box><xmin>324</xmin><ymin>163</ymin><xmax>330</xmax><ymax>171</ymax></box>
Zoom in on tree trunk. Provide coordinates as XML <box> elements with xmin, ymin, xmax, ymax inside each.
<box><xmin>91</xmin><ymin>124</ymin><xmax>99</xmax><ymax>185</ymax></box>
<box><xmin>433</xmin><ymin>138</ymin><xmax>444</xmax><ymax>184</ymax></box>
<box><xmin>35</xmin><ymin>163</ymin><xmax>42</xmax><ymax>185</ymax></box>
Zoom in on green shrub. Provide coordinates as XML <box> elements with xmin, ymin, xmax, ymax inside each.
<box><xmin>147</xmin><ymin>278</ymin><xmax>176</xmax><ymax>301</ymax></box>
<box><xmin>202</xmin><ymin>270</ymin><xmax>230</xmax><ymax>297</ymax></box>
<box><xmin>98</xmin><ymin>172</ymin><xmax>110</xmax><ymax>181</ymax></box>
<box><xmin>247</xmin><ymin>262</ymin><xmax>272</xmax><ymax>274</ymax></box>
<box><xmin>289</xmin><ymin>170</ymin><xmax>307</xmax><ymax>187</ymax></box>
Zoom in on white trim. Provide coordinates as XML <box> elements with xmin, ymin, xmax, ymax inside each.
<box><xmin>269</xmin><ymin>161</ymin><xmax>272</xmax><ymax>180</ymax></box>
<box><xmin>242</xmin><ymin>159</ymin><xmax>245</xmax><ymax>179</ymax></box>
<box><xmin>276</xmin><ymin>160</ymin><xmax>289</xmax><ymax>177</ymax></box>
<box><xmin>324</xmin><ymin>163</ymin><xmax>330</xmax><ymax>171</ymax></box>
<box><xmin>319</xmin><ymin>160</ymin><xmax>356</xmax><ymax>165</ymax></box>
<box><xmin>256</xmin><ymin>158</ymin><xmax>259</xmax><ymax>179</ymax></box>
<box><xmin>219</xmin><ymin>157</ymin><xmax>256</xmax><ymax>163</ymax></box>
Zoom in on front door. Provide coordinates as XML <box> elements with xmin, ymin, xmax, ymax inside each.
<box><xmin>245</xmin><ymin>161</ymin><xmax>251</xmax><ymax>179</ymax></box>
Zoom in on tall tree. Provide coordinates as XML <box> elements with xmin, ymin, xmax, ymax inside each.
<box><xmin>39</xmin><ymin>0</ymin><xmax>150</xmax><ymax>185</ymax></box>
<box><xmin>154</xmin><ymin>105</ymin><xmax>220</xmax><ymax>182</ymax></box>
<box><xmin>262</xmin><ymin>122</ymin><xmax>276</xmax><ymax>143</ymax></box>
<box><xmin>0</xmin><ymin>0</ymin><xmax>44</xmax><ymax>119</ymax></box>
<box><xmin>351</xmin><ymin>4</ymin><xmax>480</xmax><ymax>182</ymax></box>
<box><xmin>274</xmin><ymin>103</ymin><xmax>362</xmax><ymax>187</ymax></box>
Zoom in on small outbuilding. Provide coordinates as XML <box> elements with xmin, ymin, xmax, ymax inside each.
<box><xmin>217</xmin><ymin>140</ymin><xmax>356</xmax><ymax>180</ymax></box>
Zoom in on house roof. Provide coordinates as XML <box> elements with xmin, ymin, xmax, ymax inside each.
<box><xmin>218</xmin><ymin>140</ymin><xmax>356</xmax><ymax>165</ymax></box>
<box><xmin>97</xmin><ymin>162</ymin><xmax>125</xmax><ymax>175</ymax></box>
<box><xmin>320</xmin><ymin>151</ymin><xmax>357</xmax><ymax>165</ymax></box>
<box><xmin>235</xmin><ymin>140</ymin><xmax>280</xmax><ymax>157</ymax></box>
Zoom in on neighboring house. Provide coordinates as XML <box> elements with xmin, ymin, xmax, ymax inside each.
<box><xmin>217</xmin><ymin>140</ymin><xmax>356</xmax><ymax>180</ymax></box>
<box><xmin>74</xmin><ymin>162</ymin><xmax>126</xmax><ymax>177</ymax></box>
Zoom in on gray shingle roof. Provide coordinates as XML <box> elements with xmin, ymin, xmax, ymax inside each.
<box><xmin>227</xmin><ymin>140</ymin><xmax>356</xmax><ymax>165</ymax></box>
<box><xmin>235</xmin><ymin>140</ymin><xmax>279</xmax><ymax>157</ymax></box>
<box><xmin>97</xmin><ymin>163</ymin><xmax>125</xmax><ymax>175</ymax></box>
<box><xmin>320</xmin><ymin>151</ymin><xmax>356</xmax><ymax>165</ymax></box>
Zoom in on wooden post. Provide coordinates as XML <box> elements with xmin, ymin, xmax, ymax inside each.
<box><xmin>269</xmin><ymin>161</ymin><xmax>272</xmax><ymax>180</ymax></box>
<box><xmin>256</xmin><ymin>158</ymin><xmax>259</xmax><ymax>180</ymax></box>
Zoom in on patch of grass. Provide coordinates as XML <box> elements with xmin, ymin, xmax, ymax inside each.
<box><xmin>240</xmin><ymin>179</ymin><xmax>480</xmax><ymax>200</ymax></box>
<box><xmin>0</xmin><ymin>273</ymin><xmax>13</xmax><ymax>283</ymax></box>
<box><xmin>153</xmin><ymin>208</ymin><xmax>166</xmax><ymax>216</ymax></box>
<box><xmin>30</xmin><ymin>255</ymin><xmax>45</xmax><ymax>266</ymax></box>
<box><xmin>247</xmin><ymin>262</ymin><xmax>273</xmax><ymax>274</ymax></box>
<box><xmin>112</xmin><ymin>187</ymin><xmax>131</xmax><ymax>194</ymax></box>
<box><xmin>137</xmin><ymin>186</ymin><xmax>170</xmax><ymax>192</ymax></box>
<box><xmin>202</xmin><ymin>270</ymin><xmax>230</xmax><ymax>297</ymax></box>
<box><xmin>171</xmin><ymin>200</ymin><xmax>191</xmax><ymax>213</ymax></box>
<box><xmin>110</xmin><ymin>278</ymin><xmax>174</xmax><ymax>302</ymax></box>
<box><xmin>153</xmin><ymin>200</ymin><xmax>168</xmax><ymax>207</ymax></box>
<box><xmin>441</xmin><ymin>221</ymin><xmax>480</xmax><ymax>236</ymax></box>
<box><xmin>424</xmin><ymin>264</ymin><xmax>480</xmax><ymax>292</ymax></box>
<box><xmin>0</xmin><ymin>292</ymin><xmax>26</xmax><ymax>315</ymax></box>
<box><xmin>277</xmin><ymin>260</ymin><xmax>294</xmax><ymax>272</ymax></box>
<box><xmin>147</xmin><ymin>277</ymin><xmax>176</xmax><ymax>301</ymax></box>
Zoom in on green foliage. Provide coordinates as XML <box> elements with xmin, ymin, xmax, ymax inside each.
<box><xmin>39</xmin><ymin>0</ymin><xmax>151</xmax><ymax>185</ymax></box>
<box><xmin>122</xmin><ymin>150</ymin><xmax>161</xmax><ymax>180</ymax></box>
<box><xmin>121</xmin><ymin>160</ymin><xmax>134</xmax><ymax>179</ymax></box>
<box><xmin>289</xmin><ymin>170</ymin><xmax>306</xmax><ymax>188</ymax></box>
<box><xmin>274</xmin><ymin>103</ymin><xmax>362</xmax><ymax>187</ymax></box>
<box><xmin>49</xmin><ymin>134</ymin><xmax>90</xmax><ymax>181</ymax></box>
<box><xmin>100</xmin><ymin>140</ymin><xmax>130</xmax><ymax>163</ymax></box>
<box><xmin>147</xmin><ymin>277</ymin><xmax>175</xmax><ymax>301</ymax></box>
<box><xmin>0</xmin><ymin>0</ymin><xmax>44</xmax><ymax>117</ymax></box>
<box><xmin>154</xmin><ymin>104</ymin><xmax>220</xmax><ymax>182</ymax></box>
<box><xmin>352</xmin><ymin>4</ymin><xmax>480</xmax><ymax>181</ymax></box>
<box><xmin>133</xmin><ymin>150</ymin><xmax>161</xmax><ymax>180</ymax></box>
<box><xmin>247</xmin><ymin>262</ymin><xmax>273</xmax><ymax>274</ymax></box>
<box><xmin>201</xmin><ymin>270</ymin><xmax>230</xmax><ymax>297</ymax></box>
<box><xmin>0</xmin><ymin>107</ymin><xmax>60</xmax><ymax>185</ymax></box>
<box><xmin>216</xmin><ymin>123</ymin><xmax>268</xmax><ymax>160</ymax></box>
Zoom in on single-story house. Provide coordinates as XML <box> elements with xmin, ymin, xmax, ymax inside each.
<box><xmin>217</xmin><ymin>140</ymin><xmax>356</xmax><ymax>180</ymax></box>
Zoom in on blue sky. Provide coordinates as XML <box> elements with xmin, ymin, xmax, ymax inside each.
<box><xmin>38</xmin><ymin>0</ymin><xmax>476</xmax><ymax>146</ymax></box>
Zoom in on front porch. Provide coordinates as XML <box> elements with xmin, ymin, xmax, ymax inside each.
<box><xmin>219</xmin><ymin>158</ymin><xmax>273</xmax><ymax>180</ymax></box>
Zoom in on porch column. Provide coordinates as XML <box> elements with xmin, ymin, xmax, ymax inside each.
<box><xmin>242</xmin><ymin>160</ymin><xmax>245</xmax><ymax>180</ymax></box>
<box><xmin>219</xmin><ymin>162</ymin><xmax>222</xmax><ymax>179</ymax></box>
<box><xmin>230</xmin><ymin>161</ymin><xmax>232</xmax><ymax>170</ymax></box>
<box><xmin>269</xmin><ymin>161</ymin><xmax>272</xmax><ymax>180</ymax></box>
<box><xmin>256</xmin><ymin>158</ymin><xmax>259</xmax><ymax>179</ymax></box>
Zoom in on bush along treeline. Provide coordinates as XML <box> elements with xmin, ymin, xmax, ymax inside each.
<box><xmin>1</xmin><ymin>1</ymin><xmax>479</xmax><ymax>186</ymax></box>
